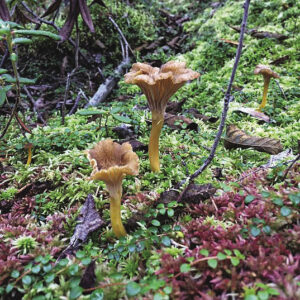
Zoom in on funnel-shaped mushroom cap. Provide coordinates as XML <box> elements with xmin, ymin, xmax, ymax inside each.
<box><xmin>124</xmin><ymin>61</ymin><xmax>200</xmax><ymax>113</ymax></box>
<box><xmin>86</xmin><ymin>139</ymin><xmax>139</xmax><ymax>187</ymax></box>
<box><xmin>254</xmin><ymin>64</ymin><xmax>280</xmax><ymax>78</ymax></box>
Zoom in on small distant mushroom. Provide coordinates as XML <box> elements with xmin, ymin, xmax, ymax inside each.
<box><xmin>254</xmin><ymin>64</ymin><xmax>280</xmax><ymax>112</ymax></box>
<box><xmin>124</xmin><ymin>61</ymin><xmax>199</xmax><ymax>172</ymax></box>
<box><xmin>85</xmin><ymin>139</ymin><xmax>139</xmax><ymax>238</ymax></box>
<box><xmin>24</xmin><ymin>143</ymin><xmax>33</xmax><ymax>166</ymax></box>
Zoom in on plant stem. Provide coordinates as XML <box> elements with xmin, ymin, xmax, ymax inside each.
<box><xmin>0</xmin><ymin>30</ymin><xmax>21</xmax><ymax>139</ymax></box>
<box><xmin>108</xmin><ymin>183</ymin><xmax>127</xmax><ymax>238</ymax></box>
<box><xmin>26</xmin><ymin>147</ymin><xmax>32</xmax><ymax>166</ymax></box>
<box><xmin>149</xmin><ymin>111</ymin><xmax>164</xmax><ymax>172</ymax></box>
<box><xmin>257</xmin><ymin>76</ymin><xmax>270</xmax><ymax>111</ymax></box>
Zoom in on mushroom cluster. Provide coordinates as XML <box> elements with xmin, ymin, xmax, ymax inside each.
<box><xmin>86</xmin><ymin>139</ymin><xmax>139</xmax><ymax>238</ymax></box>
<box><xmin>125</xmin><ymin>61</ymin><xmax>200</xmax><ymax>172</ymax></box>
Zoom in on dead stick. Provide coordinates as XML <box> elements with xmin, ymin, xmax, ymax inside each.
<box><xmin>178</xmin><ymin>0</ymin><xmax>251</xmax><ymax>200</ymax></box>
<box><xmin>282</xmin><ymin>154</ymin><xmax>300</xmax><ymax>181</ymax></box>
<box><xmin>108</xmin><ymin>15</ymin><xmax>135</xmax><ymax>58</ymax></box>
<box><xmin>61</xmin><ymin>69</ymin><xmax>76</xmax><ymax>125</ymax></box>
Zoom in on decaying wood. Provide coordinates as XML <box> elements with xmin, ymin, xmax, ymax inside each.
<box><xmin>86</xmin><ymin>41</ymin><xmax>130</xmax><ymax>107</ymax></box>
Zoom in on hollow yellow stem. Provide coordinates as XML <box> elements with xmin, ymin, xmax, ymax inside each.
<box><xmin>149</xmin><ymin>111</ymin><xmax>164</xmax><ymax>172</ymax></box>
<box><xmin>26</xmin><ymin>147</ymin><xmax>32</xmax><ymax>166</ymax></box>
<box><xmin>257</xmin><ymin>76</ymin><xmax>270</xmax><ymax>112</ymax></box>
<box><xmin>108</xmin><ymin>183</ymin><xmax>127</xmax><ymax>238</ymax></box>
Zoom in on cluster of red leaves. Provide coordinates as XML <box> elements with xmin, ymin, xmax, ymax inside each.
<box><xmin>158</xmin><ymin>165</ymin><xmax>300</xmax><ymax>299</ymax></box>
<box><xmin>0</xmin><ymin>197</ymin><xmax>74</xmax><ymax>285</ymax></box>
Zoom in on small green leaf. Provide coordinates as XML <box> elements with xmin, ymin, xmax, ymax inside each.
<box><xmin>163</xmin><ymin>286</ymin><xmax>172</xmax><ymax>294</ymax></box>
<box><xmin>224</xmin><ymin>249</ymin><xmax>232</xmax><ymax>256</ymax></box>
<box><xmin>151</xmin><ymin>220</ymin><xmax>160</xmax><ymax>226</ymax></box>
<box><xmin>0</xmin><ymin>27</ymin><xmax>10</xmax><ymax>35</ymax></box>
<box><xmin>217</xmin><ymin>252</ymin><xmax>227</xmax><ymax>260</ymax></box>
<box><xmin>19</xmin><ymin>77</ymin><xmax>36</xmax><ymax>84</ymax></box>
<box><xmin>174</xmin><ymin>225</ymin><xmax>181</xmax><ymax>231</ymax></box>
<box><xmin>230</xmin><ymin>257</ymin><xmax>240</xmax><ymax>266</ymax></box>
<box><xmin>11</xmin><ymin>270</ymin><xmax>20</xmax><ymax>278</ymax></box>
<box><xmin>272</xmin><ymin>197</ymin><xmax>283</xmax><ymax>206</ymax></box>
<box><xmin>245</xmin><ymin>296</ymin><xmax>258</xmax><ymax>300</ymax></box>
<box><xmin>45</xmin><ymin>273</ymin><xmax>55</xmax><ymax>283</ymax></box>
<box><xmin>180</xmin><ymin>263</ymin><xmax>191</xmax><ymax>273</ymax></box>
<box><xmin>262</xmin><ymin>225</ymin><xmax>271</xmax><ymax>234</ymax></box>
<box><xmin>10</xmin><ymin>53</ymin><xmax>17</xmax><ymax>62</ymax></box>
<box><xmin>261</xmin><ymin>191</ymin><xmax>270</xmax><ymax>198</ymax></box>
<box><xmin>167</xmin><ymin>208</ymin><xmax>174</xmax><ymax>217</ymax></box>
<box><xmin>3</xmin><ymin>21</ymin><xmax>22</xmax><ymax>29</ymax></box>
<box><xmin>200</xmin><ymin>249</ymin><xmax>209</xmax><ymax>257</ymax></box>
<box><xmin>245</xmin><ymin>195</ymin><xmax>255</xmax><ymax>204</ymax></box>
<box><xmin>77</xmin><ymin>109</ymin><xmax>104</xmax><ymax>116</ymax></box>
<box><xmin>257</xmin><ymin>290</ymin><xmax>269</xmax><ymax>300</ymax></box>
<box><xmin>69</xmin><ymin>286</ymin><xmax>83</xmax><ymax>300</ymax></box>
<box><xmin>68</xmin><ymin>264</ymin><xmax>79</xmax><ymax>276</ymax></box>
<box><xmin>280</xmin><ymin>206</ymin><xmax>292</xmax><ymax>217</ymax></box>
<box><xmin>126</xmin><ymin>282</ymin><xmax>141</xmax><ymax>297</ymax></box>
<box><xmin>81</xmin><ymin>257</ymin><xmax>92</xmax><ymax>266</ymax></box>
<box><xmin>167</xmin><ymin>201</ymin><xmax>177</xmax><ymax>208</ymax></box>
<box><xmin>289</xmin><ymin>193</ymin><xmax>300</xmax><ymax>205</ymax></box>
<box><xmin>159</xmin><ymin>208</ymin><xmax>166</xmax><ymax>215</ymax></box>
<box><xmin>0</xmin><ymin>68</ymin><xmax>7</xmax><ymax>74</ymax></box>
<box><xmin>154</xmin><ymin>293</ymin><xmax>163</xmax><ymax>300</ymax></box>
<box><xmin>250</xmin><ymin>226</ymin><xmax>261</xmax><ymax>237</ymax></box>
<box><xmin>76</xmin><ymin>250</ymin><xmax>85</xmax><ymax>259</ymax></box>
<box><xmin>43</xmin><ymin>264</ymin><xmax>52</xmax><ymax>273</ymax></box>
<box><xmin>161</xmin><ymin>236</ymin><xmax>171</xmax><ymax>247</ymax></box>
<box><xmin>58</xmin><ymin>258</ymin><xmax>69</xmax><ymax>267</ymax></box>
<box><xmin>267</xmin><ymin>287</ymin><xmax>279</xmax><ymax>295</ymax></box>
<box><xmin>233</xmin><ymin>249</ymin><xmax>245</xmax><ymax>259</ymax></box>
<box><xmin>12</xmin><ymin>37</ymin><xmax>32</xmax><ymax>45</ymax></box>
<box><xmin>5</xmin><ymin>284</ymin><xmax>14</xmax><ymax>293</ymax></box>
<box><xmin>14</xmin><ymin>29</ymin><xmax>61</xmax><ymax>40</ymax></box>
<box><xmin>111</xmin><ymin>114</ymin><xmax>132</xmax><ymax>123</ymax></box>
<box><xmin>31</xmin><ymin>265</ymin><xmax>41</xmax><ymax>274</ymax></box>
<box><xmin>128</xmin><ymin>244</ymin><xmax>136</xmax><ymax>252</ymax></box>
<box><xmin>90</xmin><ymin>289</ymin><xmax>104</xmax><ymax>300</ymax></box>
<box><xmin>208</xmin><ymin>259</ymin><xmax>218</xmax><ymax>269</ymax></box>
<box><xmin>22</xmin><ymin>275</ymin><xmax>32</xmax><ymax>286</ymax></box>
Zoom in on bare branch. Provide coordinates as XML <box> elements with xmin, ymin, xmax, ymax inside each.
<box><xmin>178</xmin><ymin>0</ymin><xmax>251</xmax><ymax>198</ymax></box>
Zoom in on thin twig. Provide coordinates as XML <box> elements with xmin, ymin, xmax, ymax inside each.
<box><xmin>275</xmin><ymin>79</ymin><xmax>287</xmax><ymax>100</ymax></box>
<box><xmin>108</xmin><ymin>15</ymin><xmax>135</xmax><ymax>58</ymax></box>
<box><xmin>23</xmin><ymin>86</ymin><xmax>37</xmax><ymax>114</ymax></box>
<box><xmin>282</xmin><ymin>154</ymin><xmax>300</xmax><ymax>181</ymax></box>
<box><xmin>75</xmin><ymin>19</ymin><xmax>79</xmax><ymax>69</ymax></box>
<box><xmin>0</xmin><ymin>32</ymin><xmax>22</xmax><ymax>139</ymax></box>
<box><xmin>68</xmin><ymin>92</ymin><xmax>82</xmax><ymax>115</ymax></box>
<box><xmin>61</xmin><ymin>69</ymin><xmax>77</xmax><ymax>124</ymax></box>
<box><xmin>177</xmin><ymin>0</ymin><xmax>251</xmax><ymax>200</ymax></box>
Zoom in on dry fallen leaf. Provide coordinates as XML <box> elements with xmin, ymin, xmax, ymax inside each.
<box><xmin>234</xmin><ymin>107</ymin><xmax>270</xmax><ymax>123</ymax></box>
<box><xmin>224</xmin><ymin>124</ymin><xmax>283</xmax><ymax>154</ymax></box>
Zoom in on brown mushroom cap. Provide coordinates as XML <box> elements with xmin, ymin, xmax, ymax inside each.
<box><xmin>124</xmin><ymin>61</ymin><xmax>200</xmax><ymax>113</ymax></box>
<box><xmin>24</xmin><ymin>143</ymin><xmax>33</xmax><ymax>149</ymax></box>
<box><xmin>85</xmin><ymin>139</ymin><xmax>139</xmax><ymax>186</ymax></box>
<box><xmin>254</xmin><ymin>64</ymin><xmax>280</xmax><ymax>78</ymax></box>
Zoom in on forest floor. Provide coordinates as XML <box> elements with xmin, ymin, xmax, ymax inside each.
<box><xmin>0</xmin><ymin>0</ymin><xmax>299</xmax><ymax>299</ymax></box>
